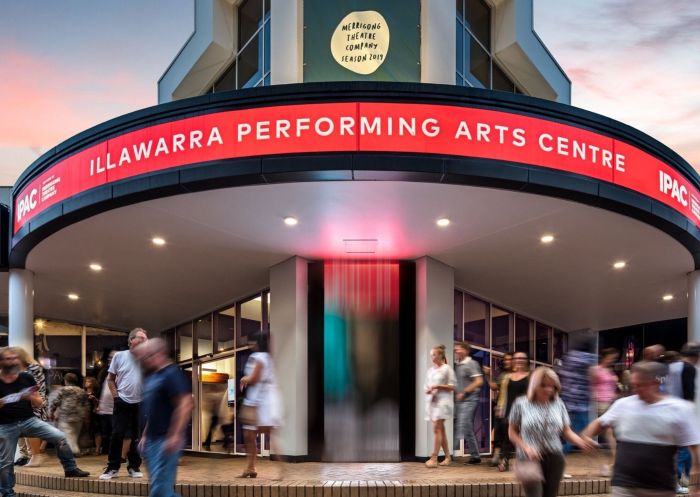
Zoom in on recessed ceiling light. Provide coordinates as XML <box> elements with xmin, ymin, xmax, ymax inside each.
<box><xmin>613</xmin><ymin>261</ymin><xmax>626</xmax><ymax>269</ymax></box>
<box><xmin>436</xmin><ymin>218</ymin><xmax>450</xmax><ymax>227</ymax></box>
<box><xmin>540</xmin><ymin>234</ymin><xmax>555</xmax><ymax>244</ymax></box>
<box><xmin>152</xmin><ymin>237</ymin><xmax>166</xmax><ymax>246</ymax></box>
<box><xmin>283</xmin><ymin>216</ymin><xmax>298</xmax><ymax>226</ymax></box>
<box><xmin>89</xmin><ymin>263</ymin><xmax>103</xmax><ymax>272</ymax></box>
<box><xmin>662</xmin><ymin>294</ymin><xmax>674</xmax><ymax>301</ymax></box>
<box><xmin>68</xmin><ymin>293</ymin><xmax>79</xmax><ymax>301</ymax></box>
<box><xmin>35</xmin><ymin>319</ymin><xmax>45</xmax><ymax>329</ymax></box>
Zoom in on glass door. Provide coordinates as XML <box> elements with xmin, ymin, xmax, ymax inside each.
<box><xmin>197</xmin><ymin>355</ymin><xmax>236</xmax><ymax>453</ymax></box>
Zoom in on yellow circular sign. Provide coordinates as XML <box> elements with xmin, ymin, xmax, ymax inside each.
<box><xmin>331</xmin><ymin>11</ymin><xmax>390</xmax><ymax>75</ymax></box>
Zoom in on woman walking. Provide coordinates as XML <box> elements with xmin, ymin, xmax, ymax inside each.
<box><xmin>590</xmin><ymin>347</ymin><xmax>619</xmax><ymax>476</ymax></box>
<box><xmin>508</xmin><ymin>367</ymin><xmax>596</xmax><ymax>497</ymax></box>
<box><xmin>496</xmin><ymin>351</ymin><xmax>530</xmax><ymax>471</ymax></box>
<box><xmin>424</xmin><ymin>345</ymin><xmax>456</xmax><ymax>468</ymax></box>
<box><xmin>239</xmin><ymin>332</ymin><xmax>282</xmax><ymax>478</ymax></box>
<box><xmin>488</xmin><ymin>352</ymin><xmax>513</xmax><ymax>466</ymax></box>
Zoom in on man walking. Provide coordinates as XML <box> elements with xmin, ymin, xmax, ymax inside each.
<box><xmin>100</xmin><ymin>328</ymin><xmax>147</xmax><ymax>480</ymax></box>
<box><xmin>0</xmin><ymin>347</ymin><xmax>88</xmax><ymax>497</ymax></box>
<box><xmin>454</xmin><ymin>342</ymin><xmax>483</xmax><ymax>464</ymax></box>
<box><xmin>134</xmin><ymin>339</ymin><xmax>192</xmax><ymax>497</ymax></box>
<box><xmin>582</xmin><ymin>361</ymin><xmax>700</xmax><ymax>497</ymax></box>
<box><xmin>49</xmin><ymin>373</ymin><xmax>90</xmax><ymax>455</ymax></box>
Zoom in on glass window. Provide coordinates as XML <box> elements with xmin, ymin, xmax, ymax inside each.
<box><xmin>515</xmin><ymin>316</ymin><xmax>532</xmax><ymax>354</ymax></box>
<box><xmin>195</xmin><ymin>314</ymin><xmax>213</xmax><ymax>357</ymax></box>
<box><xmin>465</xmin><ymin>0</ymin><xmax>490</xmax><ymax>51</ymax></box>
<box><xmin>238</xmin><ymin>0</ymin><xmax>263</xmax><ymax>49</ymax></box>
<box><xmin>491</xmin><ymin>306</ymin><xmax>511</xmax><ymax>353</ymax></box>
<box><xmin>456</xmin><ymin>18</ymin><xmax>464</xmax><ymax>80</ymax></box>
<box><xmin>214</xmin><ymin>60</ymin><xmax>236</xmax><ymax>92</ymax></box>
<box><xmin>553</xmin><ymin>330</ymin><xmax>568</xmax><ymax>360</ymax></box>
<box><xmin>239</xmin><ymin>296</ymin><xmax>262</xmax><ymax>347</ymax></box>
<box><xmin>215</xmin><ymin>306</ymin><xmax>236</xmax><ymax>352</ymax></box>
<box><xmin>468</xmin><ymin>36</ymin><xmax>490</xmax><ymax>88</ymax></box>
<box><xmin>199</xmin><ymin>356</ymin><xmax>236</xmax><ymax>452</ymax></box>
<box><xmin>535</xmin><ymin>323</ymin><xmax>551</xmax><ymax>364</ymax></box>
<box><xmin>464</xmin><ymin>294</ymin><xmax>488</xmax><ymax>348</ymax></box>
<box><xmin>177</xmin><ymin>322</ymin><xmax>193</xmax><ymax>361</ymax></box>
<box><xmin>456</xmin><ymin>0</ymin><xmax>464</xmax><ymax>18</ymax></box>
<box><xmin>454</xmin><ymin>290</ymin><xmax>464</xmax><ymax>342</ymax></box>
<box><xmin>161</xmin><ymin>330</ymin><xmax>176</xmax><ymax>358</ymax></box>
<box><xmin>492</xmin><ymin>63</ymin><xmax>515</xmax><ymax>92</ymax></box>
<box><xmin>469</xmin><ymin>348</ymin><xmax>491</xmax><ymax>453</ymax></box>
<box><xmin>238</xmin><ymin>33</ymin><xmax>262</xmax><ymax>89</ymax></box>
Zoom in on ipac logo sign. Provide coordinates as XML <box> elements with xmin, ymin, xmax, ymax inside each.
<box><xmin>659</xmin><ymin>170</ymin><xmax>688</xmax><ymax>207</ymax></box>
<box><xmin>16</xmin><ymin>188</ymin><xmax>38</xmax><ymax>223</ymax></box>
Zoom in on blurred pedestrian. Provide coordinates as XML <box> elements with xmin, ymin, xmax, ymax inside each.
<box><xmin>582</xmin><ymin>361</ymin><xmax>700</xmax><ymax>497</ymax></box>
<box><xmin>13</xmin><ymin>347</ymin><xmax>48</xmax><ymax>467</ymax></box>
<box><xmin>509</xmin><ymin>367</ymin><xmax>596</xmax><ymax>497</ymax></box>
<box><xmin>497</xmin><ymin>351</ymin><xmax>530</xmax><ymax>471</ymax></box>
<box><xmin>556</xmin><ymin>337</ymin><xmax>596</xmax><ymax>454</ymax></box>
<box><xmin>423</xmin><ymin>345</ymin><xmax>456</xmax><ymax>468</ymax></box>
<box><xmin>239</xmin><ymin>332</ymin><xmax>283</xmax><ymax>478</ymax></box>
<box><xmin>590</xmin><ymin>347</ymin><xmax>619</xmax><ymax>476</ymax></box>
<box><xmin>49</xmin><ymin>373</ymin><xmax>90</xmax><ymax>455</ymax></box>
<box><xmin>454</xmin><ymin>342</ymin><xmax>483</xmax><ymax>464</ymax></box>
<box><xmin>488</xmin><ymin>352</ymin><xmax>512</xmax><ymax>466</ymax></box>
<box><xmin>84</xmin><ymin>377</ymin><xmax>101</xmax><ymax>455</ymax></box>
<box><xmin>668</xmin><ymin>343</ymin><xmax>699</xmax><ymax>491</ymax></box>
<box><xmin>0</xmin><ymin>346</ymin><xmax>89</xmax><ymax>497</ymax></box>
<box><xmin>100</xmin><ymin>328</ymin><xmax>147</xmax><ymax>480</ymax></box>
<box><xmin>134</xmin><ymin>338</ymin><xmax>192</xmax><ymax>497</ymax></box>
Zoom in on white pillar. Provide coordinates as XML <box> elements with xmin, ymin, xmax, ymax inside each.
<box><xmin>270</xmin><ymin>256</ymin><xmax>308</xmax><ymax>456</ymax></box>
<box><xmin>421</xmin><ymin>0</ymin><xmax>456</xmax><ymax>84</ymax></box>
<box><xmin>9</xmin><ymin>268</ymin><xmax>34</xmax><ymax>358</ymax></box>
<box><xmin>415</xmin><ymin>256</ymin><xmax>455</xmax><ymax>458</ymax></box>
<box><xmin>688</xmin><ymin>271</ymin><xmax>700</xmax><ymax>418</ymax></box>
<box><xmin>270</xmin><ymin>0</ymin><xmax>303</xmax><ymax>84</ymax></box>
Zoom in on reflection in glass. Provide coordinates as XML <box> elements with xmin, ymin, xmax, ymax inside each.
<box><xmin>535</xmin><ymin>323</ymin><xmax>551</xmax><ymax>363</ymax></box>
<box><xmin>464</xmin><ymin>295</ymin><xmax>488</xmax><ymax>347</ymax></box>
<box><xmin>469</xmin><ymin>349</ymin><xmax>491</xmax><ymax>453</ymax></box>
<box><xmin>239</xmin><ymin>297</ymin><xmax>262</xmax><ymax>347</ymax></box>
<box><xmin>454</xmin><ymin>290</ymin><xmax>464</xmax><ymax>342</ymax></box>
<box><xmin>456</xmin><ymin>19</ymin><xmax>464</xmax><ymax>81</ymax></box>
<box><xmin>177</xmin><ymin>322</ymin><xmax>193</xmax><ymax>361</ymax></box>
<box><xmin>515</xmin><ymin>316</ymin><xmax>532</xmax><ymax>354</ymax></box>
<box><xmin>465</xmin><ymin>0</ymin><xmax>491</xmax><ymax>51</ymax></box>
<box><xmin>553</xmin><ymin>330</ymin><xmax>568</xmax><ymax>360</ymax></box>
<box><xmin>215</xmin><ymin>307</ymin><xmax>236</xmax><ymax>352</ymax></box>
<box><xmin>491</xmin><ymin>306</ymin><xmax>511</xmax><ymax>353</ymax></box>
<box><xmin>196</xmin><ymin>314</ymin><xmax>213</xmax><ymax>357</ymax></box>
<box><xmin>492</xmin><ymin>63</ymin><xmax>515</xmax><ymax>92</ymax></box>
<box><xmin>199</xmin><ymin>357</ymin><xmax>236</xmax><ymax>452</ymax></box>
<box><xmin>469</xmin><ymin>36</ymin><xmax>490</xmax><ymax>88</ymax></box>
<box><xmin>238</xmin><ymin>0</ymin><xmax>263</xmax><ymax>48</ymax></box>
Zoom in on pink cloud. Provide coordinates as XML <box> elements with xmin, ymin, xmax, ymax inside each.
<box><xmin>0</xmin><ymin>47</ymin><xmax>153</xmax><ymax>151</ymax></box>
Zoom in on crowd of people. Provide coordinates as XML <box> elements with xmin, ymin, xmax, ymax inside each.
<box><xmin>424</xmin><ymin>340</ymin><xmax>700</xmax><ymax>497</ymax></box>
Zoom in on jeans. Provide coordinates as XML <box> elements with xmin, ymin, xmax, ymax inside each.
<box><xmin>0</xmin><ymin>417</ymin><xmax>77</xmax><ymax>496</ymax></box>
<box><xmin>563</xmin><ymin>410</ymin><xmax>588</xmax><ymax>454</ymax></box>
<box><xmin>455</xmin><ymin>398</ymin><xmax>480</xmax><ymax>458</ymax></box>
<box><xmin>677</xmin><ymin>447</ymin><xmax>691</xmax><ymax>479</ymax></box>
<box><xmin>144</xmin><ymin>438</ymin><xmax>181</xmax><ymax>497</ymax></box>
<box><xmin>107</xmin><ymin>398</ymin><xmax>142</xmax><ymax>471</ymax></box>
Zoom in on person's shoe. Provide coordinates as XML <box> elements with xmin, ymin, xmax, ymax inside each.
<box><xmin>680</xmin><ymin>475</ymin><xmax>690</xmax><ymax>488</ymax></box>
<box><xmin>439</xmin><ymin>456</ymin><xmax>452</xmax><ymax>466</ymax></box>
<box><xmin>425</xmin><ymin>456</ymin><xmax>438</xmax><ymax>468</ymax></box>
<box><xmin>25</xmin><ymin>455</ymin><xmax>45</xmax><ymax>467</ymax></box>
<box><xmin>65</xmin><ymin>468</ymin><xmax>90</xmax><ymax>478</ymax></box>
<box><xmin>120</xmin><ymin>457</ymin><xmax>127</xmax><ymax>464</ymax></box>
<box><xmin>14</xmin><ymin>457</ymin><xmax>29</xmax><ymax>466</ymax></box>
<box><xmin>2</xmin><ymin>491</ymin><xmax>17</xmax><ymax>497</ymax></box>
<box><xmin>99</xmin><ymin>468</ymin><xmax>119</xmax><ymax>480</ymax></box>
<box><xmin>676</xmin><ymin>485</ymin><xmax>689</xmax><ymax>495</ymax></box>
<box><xmin>600</xmin><ymin>464</ymin><xmax>611</xmax><ymax>477</ymax></box>
<box><xmin>563</xmin><ymin>473</ymin><xmax>572</xmax><ymax>479</ymax></box>
<box><xmin>467</xmin><ymin>457</ymin><xmax>482</xmax><ymax>465</ymax></box>
<box><xmin>127</xmin><ymin>468</ymin><xmax>144</xmax><ymax>478</ymax></box>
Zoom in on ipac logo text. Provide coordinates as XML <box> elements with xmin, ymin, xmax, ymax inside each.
<box><xmin>16</xmin><ymin>189</ymin><xmax>38</xmax><ymax>222</ymax></box>
<box><xmin>659</xmin><ymin>170</ymin><xmax>688</xmax><ymax>207</ymax></box>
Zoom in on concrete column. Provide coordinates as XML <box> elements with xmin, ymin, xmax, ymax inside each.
<box><xmin>415</xmin><ymin>256</ymin><xmax>455</xmax><ymax>458</ymax></box>
<box><xmin>270</xmin><ymin>0</ymin><xmax>303</xmax><ymax>84</ymax></box>
<box><xmin>688</xmin><ymin>271</ymin><xmax>700</xmax><ymax>418</ymax></box>
<box><xmin>270</xmin><ymin>256</ymin><xmax>308</xmax><ymax>456</ymax></box>
<box><xmin>420</xmin><ymin>0</ymin><xmax>456</xmax><ymax>84</ymax></box>
<box><xmin>9</xmin><ymin>268</ymin><xmax>34</xmax><ymax>357</ymax></box>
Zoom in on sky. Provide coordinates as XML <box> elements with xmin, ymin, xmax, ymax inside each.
<box><xmin>1</xmin><ymin>0</ymin><xmax>699</xmax><ymax>187</ymax></box>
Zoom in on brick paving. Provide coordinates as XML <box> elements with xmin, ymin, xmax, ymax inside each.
<box><xmin>17</xmin><ymin>453</ymin><xmax>606</xmax><ymax>482</ymax></box>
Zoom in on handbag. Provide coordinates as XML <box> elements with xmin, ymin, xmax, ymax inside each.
<box><xmin>238</xmin><ymin>404</ymin><xmax>258</xmax><ymax>426</ymax></box>
<box><xmin>514</xmin><ymin>459</ymin><xmax>544</xmax><ymax>484</ymax></box>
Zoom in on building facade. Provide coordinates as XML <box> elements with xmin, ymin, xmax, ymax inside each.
<box><xmin>6</xmin><ymin>0</ymin><xmax>700</xmax><ymax>460</ymax></box>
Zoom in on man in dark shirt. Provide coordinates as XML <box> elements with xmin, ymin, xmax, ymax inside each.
<box><xmin>134</xmin><ymin>339</ymin><xmax>192</xmax><ymax>497</ymax></box>
<box><xmin>0</xmin><ymin>347</ymin><xmax>88</xmax><ymax>497</ymax></box>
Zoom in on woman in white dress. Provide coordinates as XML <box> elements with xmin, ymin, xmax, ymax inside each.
<box><xmin>424</xmin><ymin>344</ymin><xmax>456</xmax><ymax>467</ymax></box>
<box><xmin>239</xmin><ymin>332</ymin><xmax>282</xmax><ymax>478</ymax></box>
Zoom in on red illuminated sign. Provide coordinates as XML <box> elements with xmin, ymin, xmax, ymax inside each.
<box><xmin>14</xmin><ymin>102</ymin><xmax>700</xmax><ymax>233</ymax></box>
